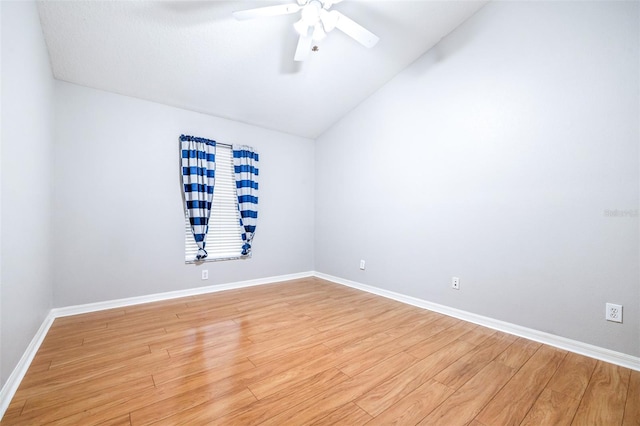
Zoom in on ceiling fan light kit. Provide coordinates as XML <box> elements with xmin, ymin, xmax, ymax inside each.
<box><xmin>233</xmin><ymin>0</ymin><xmax>379</xmax><ymax>62</ymax></box>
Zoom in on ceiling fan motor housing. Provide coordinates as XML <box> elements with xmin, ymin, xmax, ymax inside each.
<box><xmin>233</xmin><ymin>0</ymin><xmax>378</xmax><ymax>62</ymax></box>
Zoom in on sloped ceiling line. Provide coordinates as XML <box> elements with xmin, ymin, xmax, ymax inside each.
<box><xmin>37</xmin><ymin>0</ymin><xmax>488</xmax><ymax>139</ymax></box>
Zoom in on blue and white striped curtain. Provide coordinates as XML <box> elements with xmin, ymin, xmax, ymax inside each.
<box><xmin>233</xmin><ymin>145</ymin><xmax>259</xmax><ymax>256</ymax></box>
<box><xmin>180</xmin><ymin>135</ymin><xmax>216</xmax><ymax>260</ymax></box>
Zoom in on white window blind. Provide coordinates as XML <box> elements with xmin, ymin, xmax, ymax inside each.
<box><xmin>184</xmin><ymin>144</ymin><xmax>243</xmax><ymax>262</ymax></box>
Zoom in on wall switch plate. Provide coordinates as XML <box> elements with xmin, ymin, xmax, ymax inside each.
<box><xmin>202</xmin><ymin>270</ymin><xmax>209</xmax><ymax>280</ymax></box>
<box><xmin>359</xmin><ymin>260</ymin><xmax>366</xmax><ymax>270</ymax></box>
<box><xmin>452</xmin><ymin>277</ymin><xmax>460</xmax><ymax>290</ymax></box>
<box><xmin>605</xmin><ymin>303</ymin><xmax>622</xmax><ymax>323</ymax></box>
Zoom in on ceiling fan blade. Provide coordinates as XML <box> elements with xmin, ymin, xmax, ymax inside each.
<box><xmin>294</xmin><ymin>35</ymin><xmax>313</xmax><ymax>61</ymax></box>
<box><xmin>233</xmin><ymin>3</ymin><xmax>301</xmax><ymax>20</ymax></box>
<box><xmin>333</xmin><ymin>11</ymin><xmax>379</xmax><ymax>48</ymax></box>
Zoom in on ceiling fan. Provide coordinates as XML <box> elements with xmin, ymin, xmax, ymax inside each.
<box><xmin>233</xmin><ymin>0</ymin><xmax>379</xmax><ymax>62</ymax></box>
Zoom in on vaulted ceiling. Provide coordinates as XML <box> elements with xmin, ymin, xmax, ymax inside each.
<box><xmin>37</xmin><ymin>0</ymin><xmax>488</xmax><ymax>138</ymax></box>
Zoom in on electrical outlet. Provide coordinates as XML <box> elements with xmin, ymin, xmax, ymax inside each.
<box><xmin>359</xmin><ymin>260</ymin><xmax>365</xmax><ymax>270</ymax></box>
<box><xmin>452</xmin><ymin>277</ymin><xmax>460</xmax><ymax>290</ymax></box>
<box><xmin>605</xmin><ymin>303</ymin><xmax>622</xmax><ymax>323</ymax></box>
<box><xmin>202</xmin><ymin>270</ymin><xmax>209</xmax><ymax>280</ymax></box>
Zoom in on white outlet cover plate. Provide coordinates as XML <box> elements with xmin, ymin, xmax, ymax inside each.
<box><xmin>605</xmin><ymin>303</ymin><xmax>622</xmax><ymax>323</ymax></box>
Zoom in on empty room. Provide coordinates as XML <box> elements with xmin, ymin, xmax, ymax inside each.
<box><xmin>1</xmin><ymin>0</ymin><xmax>638</xmax><ymax>424</ymax></box>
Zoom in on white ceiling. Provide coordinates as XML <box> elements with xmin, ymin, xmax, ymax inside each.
<box><xmin>37</xmin><ymin>0</ymin><xmax>488</xmax><ymax>139</ymax></box>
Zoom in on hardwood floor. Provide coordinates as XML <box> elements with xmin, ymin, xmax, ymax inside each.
<box><xmin>1</xmin><ymin>277</ymin><xmax>638</xmax><ymax>425</ymax></box>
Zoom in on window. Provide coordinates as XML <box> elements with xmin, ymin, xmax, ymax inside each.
<box><xmin>184</xmin><ymin>144</ymin><xmax>243</xmax><ymax>262</ymax></box>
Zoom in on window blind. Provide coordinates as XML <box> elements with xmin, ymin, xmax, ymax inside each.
<box><xmin>184</xmin><ymin>144</ymin><xmax>243</xmax><ymax>261</ymax></box>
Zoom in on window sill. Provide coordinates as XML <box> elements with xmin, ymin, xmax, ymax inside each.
<box><xmin>185</xmin><ymin>253</ymin><xmax>251</xmax><ymax>264</ymax></box>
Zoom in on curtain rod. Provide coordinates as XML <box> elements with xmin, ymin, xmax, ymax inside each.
<box><xmin>180</xmin><ymin>134</ymin><xmax>233</xmax><ymax>148</ymax></box>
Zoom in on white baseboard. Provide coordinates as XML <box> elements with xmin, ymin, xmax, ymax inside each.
<box><xmin>0</xmin><ymin>311</ymin><xmax>55</xmax><ymax>418</ymax></box>
<box><xmin>52</xmin><ymin>271</ymin><xmax>314</xmax><ymax>318</ymax></box>
<box><xmin>314</xmin><ymin>271</ymin><xmax>640</xmax><ymax>372</ymax></box>
<box><xmin>0</xmin><ymin>271</ymin><xmax>313</xmax><ymax>419</ymax></box>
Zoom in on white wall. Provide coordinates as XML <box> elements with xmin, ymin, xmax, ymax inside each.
<box><xmin>53</xmin><ymin>81</ymin><xmax>315</xmax><ymax>307</ymax></box>
<box><xmin>315</xmin><ymin>1</ymin><xmax>639</xmax><ymax>357</ymax></box>
<box><xmin>0</xmin><ymin>1</ymin><xmax>55</xmax><ymax>385</ymax></box>
<box><xmin>1</xmin><ymin>0</ymin><xmax>3</xmax><ymax>390</ymax></box>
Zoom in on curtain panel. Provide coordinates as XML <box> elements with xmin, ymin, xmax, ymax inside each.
<box><xmin>180</xmin><ymin>134</ymin><xmax>216</xmax><ymax>260</ymax></box>
<box><xmin>233</xmin><ymin>145</ymin><xmax>259</xmax><ymax>256</ymax></box>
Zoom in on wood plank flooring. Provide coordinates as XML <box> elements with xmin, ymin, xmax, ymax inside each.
<box><xmin>1</xmin><ymin>277</ymin><xmax>638</xmax><ymax>425</ymax></box>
